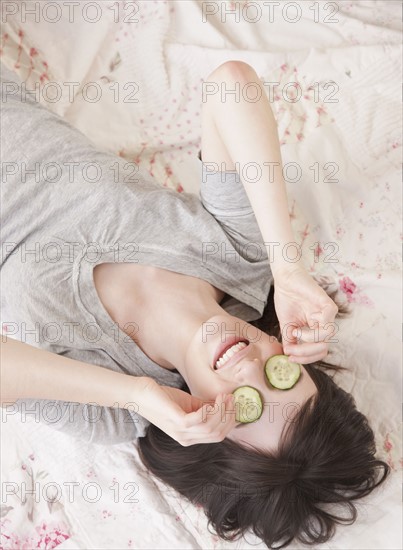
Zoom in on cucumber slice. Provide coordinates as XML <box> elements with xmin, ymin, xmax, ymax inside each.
<box><xmin>264</xmin><ymin>355</ymin><xmax>301</xmax><ymax>390</ymax></box>
<box><xmin>232</xmin><ymin>386</ymin><xmax>263</xmax><ymax>423</ymax></box>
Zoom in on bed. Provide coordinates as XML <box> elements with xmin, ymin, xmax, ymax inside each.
<box><xmin>1</xmin><ymin>1</ymin><xmax>401</xmax><ymax>548</ymax></box>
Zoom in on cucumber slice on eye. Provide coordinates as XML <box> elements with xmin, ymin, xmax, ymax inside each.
<box><xmin>232</xmin><ymin>386</ymin><xmax>263</xmax><ymax>423</ymax></box>
<box><xmin>264</xmin><ymin>355</ymin><xmax>301</xmax><ymax>390</ymax></box>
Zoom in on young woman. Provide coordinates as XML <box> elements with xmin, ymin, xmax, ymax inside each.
<box><xmin>1</xmin><ymin>61</ymin><xmax>390</xmax><ymax>548</ymax></box>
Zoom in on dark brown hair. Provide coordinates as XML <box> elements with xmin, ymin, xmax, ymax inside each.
<box><xmin>138</xmin><ymin>281</ymin><xmax>390</xmax><ymax>549</ymax></box>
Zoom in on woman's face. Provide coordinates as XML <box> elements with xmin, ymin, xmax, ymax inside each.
<box><xmin>184</xmin><ymin>314</ymin><xmax>318</xmax><ymax>452</ymax></box>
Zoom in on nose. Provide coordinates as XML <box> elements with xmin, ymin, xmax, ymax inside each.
<box><xmin>235</xmin><ymin>357</ymin><xmax>265</xmax><ymax>385</ymax></box>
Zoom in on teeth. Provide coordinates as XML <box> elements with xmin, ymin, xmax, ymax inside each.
<box><xmin>215</xmin><ymin>341</ymin><xmax>247</xmax><ymax>369</ymax></box>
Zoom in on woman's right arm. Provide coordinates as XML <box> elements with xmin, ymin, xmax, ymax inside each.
<box><xmin>1</xmin><ymin>336</ymin><xmax>238</xmax><ymax>446</ymax></box>
<box><xmin>1</xmin><ymin>335</ymin><xmax>151</xmax><ymax>409</ymax></box>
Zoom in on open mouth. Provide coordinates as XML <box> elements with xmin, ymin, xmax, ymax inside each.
<box><xmin>213</xmin><ymin>338</ymin><xmax>249</xmax><ymax>370</ymax></box>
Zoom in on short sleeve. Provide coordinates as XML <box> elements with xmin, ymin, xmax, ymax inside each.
<box><xmin>197</xmin><ymin>149</ymin><xmax>267</xmax><ymax>255</ymax></box>
<box><xmin>16</xmin><ymin>398</ymin><xmax>150</xmax><ymax>445</ymax></box>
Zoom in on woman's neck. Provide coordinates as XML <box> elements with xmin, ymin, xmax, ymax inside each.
<box><xmin>129</xmin><ymin>266</ymin><xmax>226</xmax><ymax>371</ymax></box>
<box><xmin>93</xmin><ymin>262</ymin><xmax>226</xmax><ymax>371</ymax></box>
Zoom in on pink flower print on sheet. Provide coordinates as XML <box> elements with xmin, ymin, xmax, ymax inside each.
<box><xmin>15</xmin><ymin>29</ymin><xmax>24</xmax><ymax>69</ymax></box>
<box><xmin>0</xmin><ymin>32</ymin><xmax>10</xmax><ymax>56</ymax></box>
<box><xmin>339</xmin><ymin>276</ymin><xmax>356</xmax><ymax>299</ymax></box>
<box><xmin>1</xmin><ymin>28</ymin><xmax>50</xmax><ymax>83</ymax></box>
<box><xmin>34</xmin><ymin>521</ymin><xmax>70</xmax><ymax>549</ymax></box>
<box><xmin>1</xmin><ymin>519</ymin><xmax>71</xmax><ymax>550</ymax></box>
<box><xmin>382</xmin><ymin>433</ymin><xmax>403</xmax><ymax>472</ymax></box>
<box><xmin>339</xmin><ymin>276</ymin><xmax>374</xmax><ymax>307</ymax></box>
<box><xmin>264</xmin><ymin>64</ymin><xmax>335</xmax><ymax>145</ymax></box>
<box><xmin>86</xmin><ymin>467</ymin><xmax>97</xmax><ymax>479</ymax></box>
<box><xmin>101</xmin><ymin>509</ymin><xmax>113</xmax><ymax>520</ymax></box>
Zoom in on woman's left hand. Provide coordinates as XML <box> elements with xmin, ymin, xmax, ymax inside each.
<box><xmin>273</xmin><ymin>267</ymin><xmax>339</xmax><ymax>364</ymax></box>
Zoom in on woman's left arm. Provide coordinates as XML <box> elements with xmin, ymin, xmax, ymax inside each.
<box><xmin>206</xmin><ymin>61</ymin><xmax>338</xmax><ymax>362</ymax></box>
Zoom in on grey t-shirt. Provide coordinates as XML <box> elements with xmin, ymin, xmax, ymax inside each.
<box><xmin>1</xmin><ymin>63</ymin><xmax>272</xmax><ymax>444</ymax></box>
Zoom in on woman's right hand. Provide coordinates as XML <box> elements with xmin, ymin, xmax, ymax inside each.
<box><xmin>136</xmin><ymin>378</ymin><xmax>239</xmax><ymax>446</ymax></box>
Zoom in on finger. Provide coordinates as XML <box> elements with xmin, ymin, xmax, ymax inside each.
<box><xmin>284</xmin><ymin>341</ymin><xmax>328</xmax><ymax>358</ymax></box>
<box><xmin>310</xmin><ymin>302</ymin><xmax>338</xmax><ymax>325</ymax></box>
<box><xmin>210</xmin><ymin>393</ymin><xmax>238</xmax><ymax>431</ymax></box>
<box><xmin>222</xmin><ymin>394</ymin><xmax>240</xmax><ymax>428</ymax></box>
<box><xmin>289</xmin><ymin>350</ymin><xmax>329</xmax><ymax>365</ymax></box>
<box><xmin>191</xmin><ymin>394</ymin><xmax>238</xmax><ymax>438</ymax></box>
<box><xmin>179</xmin><ymin>395</ymin><xmax>244</xmax><ymax>445</ymax></box>
<box><xmin>183</xmin><ymin>392</ymin><xmax>227</xmax><ymax>429</ymax></box>
<box><xmin>291</xmin><ymin>325</ymin><xmax>334</xmax><ymax>344</ymax></box>
<box><xmin>180</xmin><ymin>408</ymin><xmax>239</xmax><ymax>445</ymax></box>
<box><xmin>188</xmin><ymin>394</ymin><xmax>213</xmax><ymax>412</ymax></box>
<box><xmin>217</xmin><ymin>394</ymin><xmax>242</xmax><ymax>434</ymax></box>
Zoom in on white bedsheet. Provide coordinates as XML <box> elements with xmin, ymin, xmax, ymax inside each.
<box><xmin>1</xmin><ymin>1</ymin><xmax>401</xmax><ymax>549</ymax></box>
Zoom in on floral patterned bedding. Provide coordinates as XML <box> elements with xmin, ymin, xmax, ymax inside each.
<box><xmin>1</xmin><ymin>1</ymin><xmax>401</xmax><ymax>548</ymax></box>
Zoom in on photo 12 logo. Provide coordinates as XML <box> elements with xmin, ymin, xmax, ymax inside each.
<box><xmin>1</xmin><ymin>1</ymin><xmax>141</xmax><ymax>24</ymax></box>
<box><xmin>2</xmin><ymin>479</ymin><xmax>140</xmax><ymax>505</ymax></box>
<box><xmin>201</xmin><ymin>2</ymin><xmax>340</xmax><ymax>24</ymax></box>
<box><xmin>202</xmin><ymin>78</ymin><xmax>339</xmax><ymax>105</ymax></box>
<box><xmin>1</xmin><ymin>80</ymin><xmax>140</xmax><ymax>105</ymax></box>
